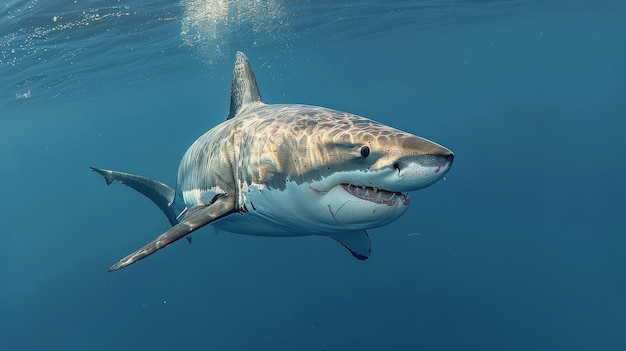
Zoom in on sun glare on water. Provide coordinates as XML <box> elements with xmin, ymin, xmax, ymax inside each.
<box><xmin>180</xmin><ymin>0</ymin><xmax>291</xmax><ymax>66</ymax></box>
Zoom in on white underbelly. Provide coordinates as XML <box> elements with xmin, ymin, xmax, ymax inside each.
<box><xmin>212</xmin><ymin>180</ymin><xmax>406</xmax><ymax>237</ymax></box>
<box><xmin>212</xmin><ymin>211</ymin><xmax>309</xmax><ymax>237</ymax></box>
<box><xmin>210</xmin><ymin>181</ymin><xmax>326</xmax><ymax>237</ymax></box>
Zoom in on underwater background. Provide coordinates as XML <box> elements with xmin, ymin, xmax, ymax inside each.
<box><xmin>1</xmin><ymin>0</ymin><xmax>625</xmax><ymax>350</ymax></box>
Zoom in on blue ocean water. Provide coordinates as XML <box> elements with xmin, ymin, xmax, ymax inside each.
<box><xmin>1</xmin><ymin>0</ymin><xmax>625</xmax><ymax>349</ymax></box>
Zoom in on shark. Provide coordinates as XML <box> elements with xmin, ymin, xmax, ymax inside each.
<box><xmin>91</xmin><ymin>51</ymin><xmax>454</xmax><ymax>271</ymax></box>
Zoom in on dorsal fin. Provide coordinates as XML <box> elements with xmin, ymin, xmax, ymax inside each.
<box><xmin>227</xmin><ymin>51</ymin><xmax>262</xmax><ymax>119</ymax></box>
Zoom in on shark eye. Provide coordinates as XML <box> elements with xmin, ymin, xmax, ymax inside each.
<box><xmin>360</xmin><ymin>146</ymin><xmax>370</xmax><ymax>158</ymax></box>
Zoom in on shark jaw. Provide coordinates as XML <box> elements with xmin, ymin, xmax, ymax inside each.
<box><xmin>340</xmin><ymin>184</ymin><xmax>408</xmax><ymax>207</ymax></box>
<box><xmin>304</xmin><ymin>158</ymin><xmax>452</xmax><ymax>231</ymax></box>
<box><xmin>316</xmin><ymin>182</ymin><xmax>409</xmax><ymax>231</ymax></box>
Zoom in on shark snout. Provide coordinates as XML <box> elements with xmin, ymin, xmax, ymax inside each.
<box><xmin>389</xmin><ymin>144</ymin><xmax>453</xmax><ymax>191</ymax></box>
<box><xmin>399</xmin><ymin>139</ymin><xmax>453</xmax><ymax>168</ymax></box>
<box><xmin>416</xmin><ymin>152</ymin><xmax>454</xmax><ymax>168</ymax></box>
<box><xmin>397</xmin><ymin>152</ymin><xmax>453</xmax><ymax>172</ymax></box>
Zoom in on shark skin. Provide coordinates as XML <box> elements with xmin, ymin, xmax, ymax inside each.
<box><xmin>92</xmin><ymin>51</ymin><xmax>454</xmax><ymax>271</ymax></box>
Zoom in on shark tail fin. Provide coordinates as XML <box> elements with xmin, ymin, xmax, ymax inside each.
<box><xmin>90</xmin><ymin>166</ymin><xmax>185</xmax><ymax>227</ymax></box>
<box><xmin>227</xmin><ymin>51</ymin><xmax>263</xmax><ymax>119</ymax></box>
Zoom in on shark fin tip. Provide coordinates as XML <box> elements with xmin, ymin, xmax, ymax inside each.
<box><xmin>323</xmin><ymin>231</ymin><xmax>372</xmax><ymax>261</ymax></box>
<box><xmin>90</xmin><ymin>166</ymin><xmax>115</xmax><ymax>185</ymax></box>
<box><xmin>227</xmin><ymin>51</ymin><xmax>262</xmax><ymax>119</ymax></box>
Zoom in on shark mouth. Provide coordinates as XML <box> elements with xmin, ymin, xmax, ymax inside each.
<box><xmin>341</xmin><ymin>184</ymin><xmax>408</xmax><ymax>206</ymax></box>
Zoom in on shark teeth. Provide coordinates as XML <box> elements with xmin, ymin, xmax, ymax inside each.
<box><xmin>341</xmin><ymin>184</ymin><xmax>408</xmax><ymax>206</ymax></box>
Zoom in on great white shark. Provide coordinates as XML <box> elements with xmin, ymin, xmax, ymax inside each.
<box><xmin>91</xmin><ymin>52</ymin><xmax>454</xmax><ymax>271</ymax></box>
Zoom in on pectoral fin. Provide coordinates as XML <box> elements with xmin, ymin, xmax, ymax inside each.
<box><xmin>108</xmin><ymin>196</ymin><xmax>236</xmax><ymax>271</ymax></box>
<box><xmin>323</xmin><ymin>231</ymin><xmax>371</xmax><ymax>260</ymax></box>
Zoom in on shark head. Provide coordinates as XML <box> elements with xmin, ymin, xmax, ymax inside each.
<box><xmin>305</xmin><ymin>117</ymin><xmax>455</xmax><ymax>194</ymax></box>
<box><xmin>307</xmin><ymin>126</ymin><xmax>453</xmax><ymax>231</ymax></box>
<box><xmin>309</xmin><ymin>121</ymin><xmax>453</xmax><ymax>209</ymax></box>
<box><xmin>239</xmin><ymin>105</ymin><xmax>454</xmax><ymax>233</ymax></box>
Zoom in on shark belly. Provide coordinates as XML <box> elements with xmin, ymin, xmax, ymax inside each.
<box><xmin>212</xmin><ymin>177</ymin><xmax>409</xmax><ymax>237</ymax></box>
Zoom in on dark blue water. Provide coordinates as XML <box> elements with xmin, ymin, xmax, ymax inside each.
<box><xmin>2</xmin><ymin>1</ymin><xmax>625</xmax><ymax>350</ymax></box>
